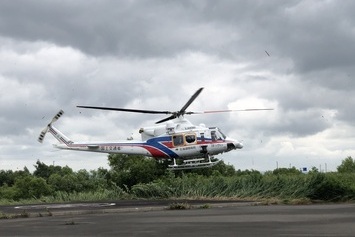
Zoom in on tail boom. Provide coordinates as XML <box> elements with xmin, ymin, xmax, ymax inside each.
<box><xmin>48</xmin><ymin>125</ymin><xmax>73</xmax><ymax>145</ymax></box>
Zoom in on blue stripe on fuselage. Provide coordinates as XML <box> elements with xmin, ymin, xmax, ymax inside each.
<box><xmin>146</xmin><ymin>136</ymin><xmax>179</xmax><ymax>158</ymax></box>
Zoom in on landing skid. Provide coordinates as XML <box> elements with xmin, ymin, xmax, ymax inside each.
<box><xmin>167</xmin><ymin>157</ymin><xmax>221</xmax><ymax>171</ymax></box>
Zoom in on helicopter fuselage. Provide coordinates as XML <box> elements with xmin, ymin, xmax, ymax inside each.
<box><xmin>54</xmin><ymin>127</ymin><xmax>243</xmax><ymax>160</ymax></box>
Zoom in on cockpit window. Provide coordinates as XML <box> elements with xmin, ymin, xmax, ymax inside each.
<box><xmin>211</xmin><ymin>128</ymin><xmax>226</xmax><ymax>141</ymax></box>
<box><xmin>217</xmin><ymin>128</ymin><xmax>227</xmax><ymax>139</ymax></box>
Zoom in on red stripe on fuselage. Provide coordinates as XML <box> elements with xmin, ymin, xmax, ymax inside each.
<box><xmin>143</xmin><ymin>145</ymin><xmax>170</xmax><ymax>158</ymax></box>
<box><xmin>161</xmin><ymin>141</ymin><xmax>173</xmax><ymax>148</ymax></box>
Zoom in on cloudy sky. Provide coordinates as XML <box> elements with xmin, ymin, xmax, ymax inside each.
<box><xmin>1</xmin><ymin>0</ymin><xmax>354</xmax><ymax>172</ymax></box>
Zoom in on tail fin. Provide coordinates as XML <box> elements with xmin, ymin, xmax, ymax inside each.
<box><xmin>38</xmin><ymin>110</ymin><xmax>73</xmax><ymax>145</ymax></box>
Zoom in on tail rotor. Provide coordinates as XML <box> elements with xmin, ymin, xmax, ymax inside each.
<box><xmin>38</xmin><ymin>110</ymin><xmax>64</xmax><ymax>143</ymax></box>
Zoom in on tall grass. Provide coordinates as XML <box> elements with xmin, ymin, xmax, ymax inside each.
<box><xmin>0</xmin><ymin>187</ymin><xmax>128</xmax><ymax>205</ymax></box>
<box><xmin>1</xmin><ymin>172</ymin><xmax>354</xmax><ymax>205</ymax></box>
<box><xmin>43</xmin><ymin>188</ymin><xmax>129</xmax><ymax>203</ymax></box>
<box><xmin>131</xmin><ymin>172</ymin><xmax>355</xmax><ymax>202</ymax></box>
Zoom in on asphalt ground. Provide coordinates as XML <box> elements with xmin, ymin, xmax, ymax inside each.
<box><xmin>1</xmin><ymin>201</ymin><xmax>355</xmax><ymax>236</ymax></box>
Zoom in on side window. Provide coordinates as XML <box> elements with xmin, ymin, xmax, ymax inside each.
<box><xmin>172</xmin><ymin>135</ymin><xmax>184</xmax><ymax>146</ymax></box>
<box><xmin>200</xmin><ymin>132</ymin><xmax>205</xmax><ymax>142</ymax></box>
<box><xmin>211</xmin><ymin>131</ymin><xmax>217</xmax><ymax>141</ymax></box>
<box><xmin>185</xmin><ymin>134</ymin><xmax>196</xmax><ymax>144</ymax></box>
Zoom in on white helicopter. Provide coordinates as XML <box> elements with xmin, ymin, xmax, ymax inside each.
<box><xmin>38</xmin><ymin>88</ymin><xmax>272</xmax><ymax>170</ymax></box>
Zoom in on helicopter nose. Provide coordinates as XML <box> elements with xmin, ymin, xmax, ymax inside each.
<box><xmin>227</xmin><ymin>139</ymin><xmax>243</xmax><ymax>150</ymax></box>
<box><xmin>234</xmin><ymin>141</ymin><xmax>243</xmax><ymax>149</ymax></box>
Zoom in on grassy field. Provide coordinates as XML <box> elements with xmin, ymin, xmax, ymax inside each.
<box><xmin>131</xmin><ymin>172</ymin><xmax>355</xmax><ymax>202</ymax></box>
<box><xmin>1</xmin><ymin>171</ymin><xmax>354</xmax><ymax>206</ymax></box>
<box><xmin>1</xmin><ymin>157</ymin><xmax>355</xmax><ymax>205</ymax></box>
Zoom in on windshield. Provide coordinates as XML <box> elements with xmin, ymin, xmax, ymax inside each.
<box><xmin>217</xmin><ymin>128</ymin><xmax>227</xmax><ymax>139</ymax></box>
<box><xmin>210</xmin><ymin>127</ymin><xmax>226</xmax><ymax>140</ymax></box>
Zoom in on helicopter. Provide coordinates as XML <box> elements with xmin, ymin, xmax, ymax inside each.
<box><xmin>38</xmin><ymin>88</ymin><xmax>272</xmax><ymax>170</ymax></box>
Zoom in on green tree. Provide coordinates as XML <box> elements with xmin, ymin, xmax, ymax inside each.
<box><xmin>48</xmin><ymin>173</ymin><xmax>79</xmax><ymax>193</ymax></box>
<box><xmin>33</xmin><ymin>160</ymin><xmax>74</xmax><ymax>179</ymax></box>
<box><xmin>0</xmin><ymin>183</ymin><xmax>17</xmax><ymax>199</ymax></box>
<box><xmin>60</xmin><ymin>166</ymin><xmax>74</xmax><ymax>176</ymax></box>
<box><xmin>0</xmin><ymin>170</ymin><xmax>15</xmax><ymax>186</ymax></box>
<box><xmin>108</xmin><ymin>154</ymin><xmax>166</xmax><ymax>188</ymax></box>
<box><xmin>337</xmin><ymin>156</ymin><xmax>355</xmax><ymax>173</ymax></box>
<box><xmin>108</xmin><ymin>154</ymin><xmax>144</xmax><ymax>170</ymax></box>
<box><xmin>236</xmin><ymin>169</ymin><xmax>261</xmax><ymax>176</ymax></box>
<box><xmin>28</xmin><ymin>177</ymin><xmax>52</xmax><ymax>198</ymax></box>
<box><xmin>62</xmin><ymin>174</ymin><xmax>81</xmax><ymax>192</ymax></box>
<box><xmin>308</xmin><ymin>166</ymin><xmax>319</xmax><ymax>174</ymax></box>
<box><xmin>13</xmin><ymin>176</ymin><xmax>52</xmax><ymax>199</ymax></box>
<box><xmin>90</xmin><ymin>168</ymin><xmax>111</xmax><ymax>189</ymax></box>
<box><xmin>33</xmin><ymin>160</ymin><xmax>62</xmax><ymax>179</ymax></box>
<box><xmin>47</xmin><ymin>173</ymin><xmax>62</xmax><ymax>191</ymax></box>
<box><xmin>174</xmin><ymin>160</ymin><xmax>236</xmax><ymax>177</ymax></box>
<box><xmin>272</xmin><ymin>167</ymin><xmax>302</xmax><ymax>175</ymax></box>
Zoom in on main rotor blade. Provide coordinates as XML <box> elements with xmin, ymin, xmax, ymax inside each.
<box><xmin>77</xmin><ymin>106</ymin><xmax>172</xmax><ymax>114</ymax></box>
<box><xmin>178</xmin><ymin>87</ymin><xmax>204</xmax><ymax>115</ymax></box>
<box><xmin>188</xmin><ymin>108</ymin><xmax>274</xmax><ymax>114</ymax></box>
<box><xmin>155</xmin><ymin>114</ymin><xmax>177</xmax><ymax>124</ymax></box>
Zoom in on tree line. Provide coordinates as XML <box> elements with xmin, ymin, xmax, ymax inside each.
<box><xmin>0</xmin><ymin>155</ymin><xmax>355</xmax><ymax>203</ymax></box>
